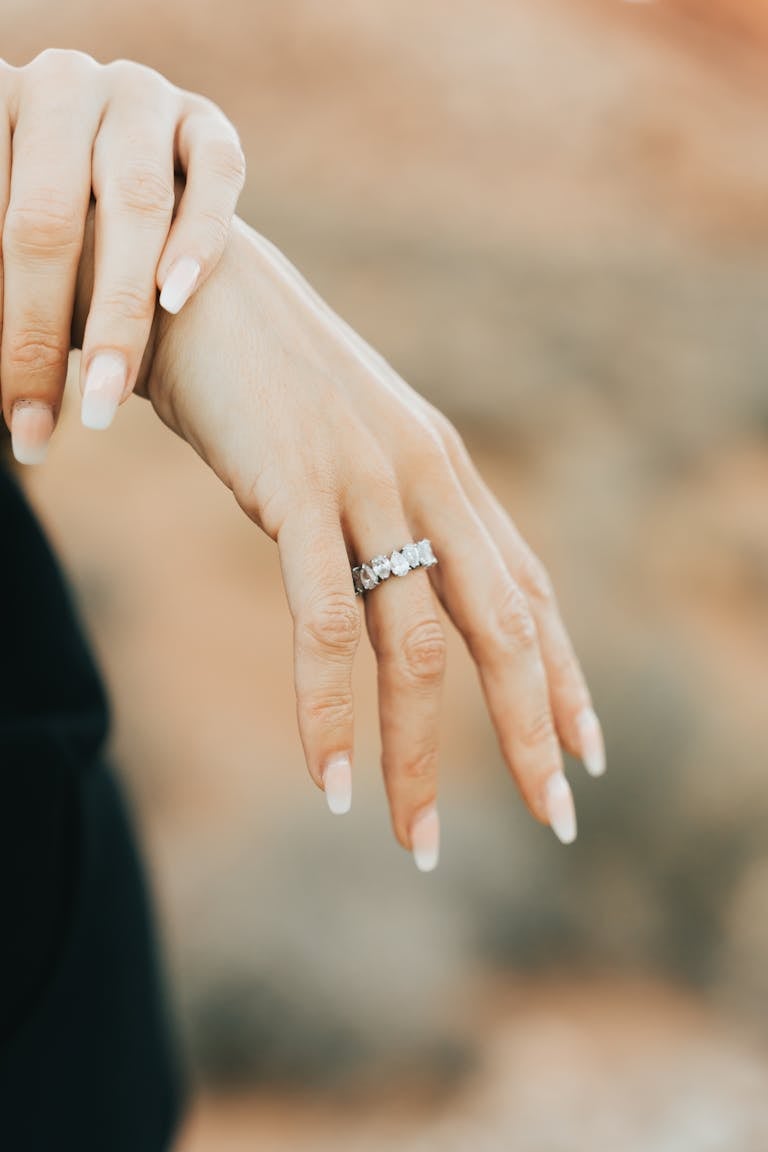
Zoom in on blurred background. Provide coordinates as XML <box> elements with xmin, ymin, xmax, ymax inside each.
<box><xmin>4</xmin><ymin>0</ymin><xmax>768</xmax><ymax>1147</ymax></box>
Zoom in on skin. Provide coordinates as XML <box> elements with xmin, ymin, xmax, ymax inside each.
<box><xmin>0</xmin><ymin>52</ymin><xmax>603</xmax><ymax>864</ymax></box>
<box><xmin>68</xmin><ymin>212</ymin><xmax>604</xmax><ymax>863</ymax></box>
<box><xmin>0</xmin><ymin>50</ymin><xmax>245</xmax><ymax>453</ymax></box>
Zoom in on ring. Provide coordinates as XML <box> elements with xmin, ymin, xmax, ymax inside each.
<box><xmin>352</xmin><ymin>539</ymin><xmax>438</xmax><ymax>596</ymax></box>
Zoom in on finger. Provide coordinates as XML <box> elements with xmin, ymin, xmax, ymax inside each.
<box><xmin>0</xmin><ymin>84</ymin><xmax>11</xmax><ymax>435</ymax></box>
<box><xmin>1</xmin><ymin>63</ymin><xmax>98</xmax><ymax>461</ymax></box>
<box><xmin>454</xmin><ymin>449</ymin><xmax>605</xmax><ymax>777</ymax></box>
<box><xmin>418</xmin><ymin>477</ymin><xmax>577</xmax><ymax>845</ymax></box>
<box><xmin>277</xmin><ymin>501</ymin><xmax>360</xmax><ymax>817</ymax></box>
<box><xmin>345</xmin><ymin>473</ymin><xmax>446</xmax><ymax>872</ymax></box>
<box><xmin>157</xmin><ymin>103</ymin><xmax>246</xmax><ymax>315</ymax></box>
<box><xmin>80</xmin><ymin>91</ymin><xmax>177</xmax><ymax>430</ymax></box>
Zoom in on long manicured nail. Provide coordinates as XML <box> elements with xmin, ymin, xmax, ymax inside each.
<box><xmin>411</xmin><ymin>805</ymin><xmax>440</xmax><ymax>872</ymax></box>
<box><xmin>322</xmin><ymin>753</ymin><xmax>352</xmax><ymax>815</ymax></box>
<box><xmin>82</xmin><ymin>352</ymin><xmax>126</xmax><ymax>430</ymax></box>
<box><xmin>11</xmin><ymin>401</ymin><xmax>54</xmax><ymax>465</ymax></box>
<box><xmin>577</xmin><ymin>707</ymin><xmax>606</xmax><ymax>778</ymax></box>
<box><xmin>545</xmin><ymin>771</ymin><xmax>577</xmax><ymax>845</ymax></box>
<box><xmin>159</xmin><ymin>257</ymin><xmax>201</xmax><ymax>315</ymax></box>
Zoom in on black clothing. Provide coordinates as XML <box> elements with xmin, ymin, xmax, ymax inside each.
<box><xmin>0</xmin><ymin>464</ymin><xmax>182</xmax><ymax>1150</ymax></box>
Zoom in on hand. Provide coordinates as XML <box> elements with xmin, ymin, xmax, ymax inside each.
<box><xmin>76</xmin><ymin>216</ymin><xmax>606</xmax><ymax>870</ymax></box>
<box><xmin>0</xmin><ymin>50</ymin><xmax>245</xmax><ymax>463</ymax></box>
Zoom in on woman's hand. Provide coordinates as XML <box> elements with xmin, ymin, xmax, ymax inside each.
<box><xmin>0</xmin><ymin>50</ymin><xmax>245</xmax><ymax>463</ymax></box>
<box><xmin>76</xmin><ymin>216</ymin><xmax>606</xmax><ymax>870</ymax></box>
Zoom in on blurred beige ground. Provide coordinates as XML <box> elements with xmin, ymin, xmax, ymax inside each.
<box><xmin>3</xmin><ymin>0</ymin><xmax>768</xmax><ymax>1147</ymax></box>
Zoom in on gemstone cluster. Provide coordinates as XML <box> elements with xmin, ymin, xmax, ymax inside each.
<box><xmin>352</xmin><ymin>538</ymin><xmax>438</xmax><ymax>596</ymax></box>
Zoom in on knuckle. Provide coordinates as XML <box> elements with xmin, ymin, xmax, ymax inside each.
<box><xmin>111</xmin><ymin>165</ymin><xmax>174</xmax><ymax>219</ymax></box>
<box><xmin>399</xmin><ymin>618</ymin><xmax>447</xmax><ymax>687</ymax></box>
<box><xmin>519</xmin><ymin>707</ymin><xmax>557</xmax><ymax>753</ymax></box>
<box><xmin>28</xmin><ymin>48</ymin><xmax>95</xmax><ymax>75</ymax></box>
<box><xmin>204</xmin><ymin>135</ymin><xmax>247</xmax><ymax>189</ymax></box>
<box><xmin>6</xmin><ymin>328</ymin><xmax>66</xmax><ymax>376</ymax></box>
<box><xmin>398</xmin><ymin>746</ymin><xmax>439</xmax><ymax>785</ymax></box>
<box><xmin>196</xmin><ymin>207</ymin><xmax>232</xmax><ymax>257</ymax></box>
<box><xmin>399</xmin><ymin>418</ymin><xmax>450</xmax><ymax>477</ymax></box>
<box><xmin>362</xmin><ymin>462</ymin><xmax>401</xmax><ymax>510</ymax></box>
<box><xmin>99</xmin><ymin>281</ymin><xmax>154</xmax><ymax>323</ymax></box>
<box><xmin>302</xmin><ymin>593</ymin><xmax>361</xmax><ymax>657</ymax></box>
<box><xmin>418</xmin><ymin>400</ymin><xmax>466</xmax><ymax>463</ymax></box>
<box><xmin>518</xmin><ymin>549</ymin><xmax>555</xmax><ymax>607</ymax></box>
<box><xmin>3</xmin><ymin>197</ymin><xmax>82</xmax><ymax>258</ymax></box>
<box><xmin>299</xmin><ymin>690</ymin><xmax>354</xmax><ymax>732</ymax></box>
<box><xmin>548</xmin><ymin>644</ymin><xmax>576</xmax><ymax>689</ymax></box>
<box><xmin>106</xmin><ymin>58</ymin><xmax>167</xmax><ymax>92</ymax></box>
<box><xmin>493</xmin><ymin>583</ymin><xmax>538</xmax><ymax>653</ymax></box>
<box><xmin>432</xmin><ymin>409</ymin><xmax>467</xmax><ymax>465</ymax></box>
<box><xmin>550</xmin><ymin>642</ymin><xmax>585</xmax><ymax>699</ymax></box>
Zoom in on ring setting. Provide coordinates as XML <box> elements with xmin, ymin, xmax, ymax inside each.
<box><xmin>352</xmin><ymin>539</ymin><xmax>437</xmax><ymax>595</ymax></box>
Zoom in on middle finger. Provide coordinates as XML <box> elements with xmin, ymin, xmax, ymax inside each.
<box><xmin>81</xmin><ymin>77</ymin><xmax>177</xmax><ymax>429</ymax></box>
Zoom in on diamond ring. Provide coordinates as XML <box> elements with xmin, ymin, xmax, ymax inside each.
<box><xmin>352</xmin><ymin>539</ymin><xmax>438</xmax><ymax>595</ymax></box>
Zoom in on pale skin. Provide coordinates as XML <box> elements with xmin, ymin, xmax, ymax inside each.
<box><xmin>0</xmin><ymin>50</ymin><xmax>245</xmax><ymax>457</ymax></box>
<box><xmin>3</xmin><ymin>54</ymin><xmax>606</xmax><ymax>871</ymax></box>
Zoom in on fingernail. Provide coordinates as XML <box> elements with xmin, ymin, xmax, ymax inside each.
<box><xmin>11</xmin><ymin>401</ymin><xmax>54</xmax><ymax>465</ymax></box>
<box><xmin>82</xmin><ymin>352</ymin><xmax>127</xmax><ymax>430</ymax></box>
<box><xmin>545</xmin><ymin>771</ymin><xmax>577</xmax><ymax>845</ymax></box>
<box><xmin>159</xmin><ymin>257</ymin><xmax>201</xmax><ymax>315</ymax></box>
<box><xmin>576</xmin><ymin>707</ymin><xmax>606</xmax><ymax>777</ymax></box>
<box><xmin>411</xmin><ymin>805</ymin><xmax>440</xmax><ymax>872</ymax></box>
<box><xmin>322</xmin><ymin>753</ymin><xmax>352</xmax><ymax>815</ymax></box>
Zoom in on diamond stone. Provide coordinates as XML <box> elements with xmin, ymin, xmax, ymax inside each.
<box><xmin>402</xmin><ymin>543</ymin><xmax>421</xmax><ymax>569</ymax></box>
<box><xmin>417</xmin><ymin>539</ymin><xmax>437</xmax><ymax>567</ymax></box>
<box><xmin>371</xmin><ymin>555</ymin><xmax>392</xmax><ymax>580</ymax></box>
<box><xmin>360</xmin><ymin>564</ymin><xmax>379</xmax><ymax>590</ymax></box>
<box><xmin>352</xmin><ymin>568</ymin><xmax>365</xmax><ymax>595</ymax></box>
<box><xmin>389</xmin><ymin>550</ymin><xmax>410</xmax><ymax>577</ymax></box>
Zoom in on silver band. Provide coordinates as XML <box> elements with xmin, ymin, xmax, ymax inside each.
<box><xmin>352</xmin><ymin>539</ymin><xmax>438</xmax><ymax>596</ymax></box>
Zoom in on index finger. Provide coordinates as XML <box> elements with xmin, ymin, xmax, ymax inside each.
<box><xmin>157</xmin><ymin>102</ymin><xmax>246</xmax><ymax>314</ymax></box>
<box><xmin>79</xmin><ymin>95</ymin><xmax>176</xmax><ymax>430</ymax></box>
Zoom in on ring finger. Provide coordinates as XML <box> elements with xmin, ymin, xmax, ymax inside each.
<box><xmin>344</xmin><ymin>473</ymin><xmax>446</xmax><ymax>872</ymax></box>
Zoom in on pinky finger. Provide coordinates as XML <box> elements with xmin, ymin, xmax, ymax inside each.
<box><xmin>157</xmin><ymin>105</ymin><xmax>245</xmax><ymax>314</ymax></box>
<box><xmin>454</xmin><ymin>447</ymin><xmax>606</xmax><ymax>779</ymax></box>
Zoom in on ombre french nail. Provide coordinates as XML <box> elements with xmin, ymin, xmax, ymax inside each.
<box><xmin>411</xmin><ymin>805</ymin><xmax>440</xmax><ymax>872</ymax></box>
<box><xmin>159</xmin><ymin>257</ymin><xmax>201</xmax><ymax>315</ymax></box>
<box><xmin>576</xmin><ymin>707</ymin><xmax>606</xmax><ymax>778</ymax></box>
<box><xmin>82</xmin><ymin>352</ymin><xmax>126</xmax><ymax>430</ymax></box>
<box><xmin>322</xmin><ymin>753</ymin><xmax>352</xmax><ymax>815</ymax></box>
<box><xmin>545</xmin><ymin>771</ymin><xmax>577</xmax><ymax>845</ymax></box>
<box><xmin>11</xmin><ymin>401</ymin><xmax>54</xmax><ymax>465</ymax></box>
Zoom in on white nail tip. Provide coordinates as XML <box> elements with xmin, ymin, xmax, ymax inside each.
<box><xmin>160</xmin><ymin>258</ymin><xmax>201</xmax><ymax>315</ymax></box>
<box><xmin>577</xmin><ymin>707</ymin><xmax>606</xmax><ymax>777</ymax></box>
<box><xmin>12</xmin><ymin>441</ymin><xmax>48</xmax><ymax>466</ymax></box>
<box><xmin>11</xmin><ymin>404</ymin><xmax>54</xmax><ymax>465</ymax></box>
<box><xmin>322</xmin><ymin>756</ymin><xmax>352</xmax><ymax>815</ymax></box>
<box><xmin>546</xmin><ymin>772</ymin><xmax>577</xmax><ymax>845</ymax></box>
<box><xmin>411</xmin><ymin>806</ymin><xmax>440</xmax><ymax>872</ymax></box>
<box><xmin>82</xmin><ymin>353</ymin><xmax>126</xmax><ymax>430</ymax></box>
